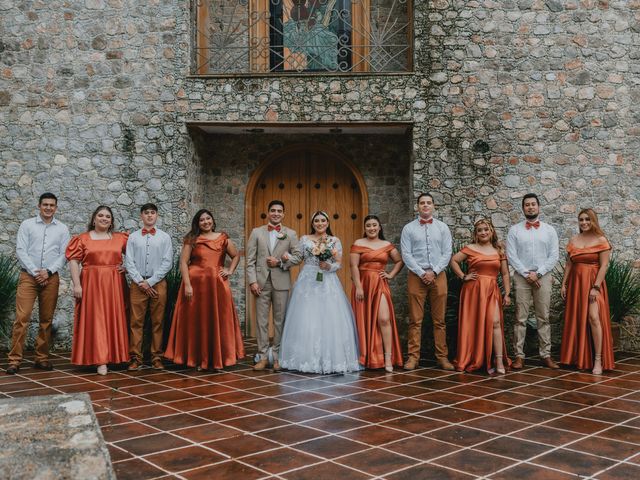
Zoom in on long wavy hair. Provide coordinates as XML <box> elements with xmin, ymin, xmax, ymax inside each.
<box><xmin>185</xmin><ymin>209</ymin><xmax>216</xmax><ymax>243</ymax></box>
<box><xmin>473</xmin><ymin>218</ymin><xmax>504</xmax><ymax>256</ymax></box>
<box><xmin>87</xmin><ymin>205</ymin><xmax>115</xmax><ymax>232</ymax></box>
<box><xmin>578</xmin><ymin>208</ymin><xmax>606</xmax><ymax>237</ymax></box>
<box><xmin>309</xmin><ymin>211</ymin><xmax>333</xmax><ymax>236</ymax></box>
<box><xmin>362</xmin><ymin>214</ymin><xmax>385</xmax><ymax>240</ymax></box>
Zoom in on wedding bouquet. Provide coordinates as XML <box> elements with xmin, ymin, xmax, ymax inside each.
<box><xmin>309</xmin><ymin>236</ymin><xmax>337</xmax><ymax>282</ymax></box>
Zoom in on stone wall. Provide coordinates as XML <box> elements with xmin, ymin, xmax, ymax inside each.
<box><xmin>0</xmin><ymin>0</ymin><xmax>638</xmax><ymax>349</ymax></box>
<box><xmin>416</xmin><ymin>0</ymin><xmax>640</xmax><ymax>254</ymax></box>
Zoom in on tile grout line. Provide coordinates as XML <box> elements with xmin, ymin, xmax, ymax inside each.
<box><xmin>3</xmin><ymin>351</ymin><xmax>640</xmax><ymax>479</ymax></box>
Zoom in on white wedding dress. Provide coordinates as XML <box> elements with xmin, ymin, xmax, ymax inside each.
<box><xmin>280</xmin><ymin>235</ymin><xmax>361</xmax><ymax>374</ymax></box>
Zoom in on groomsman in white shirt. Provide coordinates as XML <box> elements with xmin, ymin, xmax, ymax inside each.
<box><xmin>125</xmin><ymin>203</ymin><xmax>173</xmax><ymax>370</ymax></box>
<box><xmin>6</xmin><ymin>193</ymin><xmax>70</xmax><ymax>374</ymax></box>
<box><xmin>400</xmin><ymin>193</ymin><xmax>454</xmax><ymax>371</ymax></box>
<box><xmin>507</xmin><ymin>193</ymin><xmax>560</xmax><ymax>369</ymax></box>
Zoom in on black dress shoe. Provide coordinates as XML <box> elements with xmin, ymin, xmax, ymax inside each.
<box><xmin>34</xmin><ymin>361</ymin><xmax>54</xmax><ymax>371</ymax></box>
<box><xmin>6</xmin><ymin>365</ymin><xmax>19</xmax><ymax>375</ymax></box>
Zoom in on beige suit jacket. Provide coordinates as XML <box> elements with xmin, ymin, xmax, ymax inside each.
<box><xmin>246</xmin><ymin>225</ymin><xmax>299</xmax><ymax>290</ymax></box>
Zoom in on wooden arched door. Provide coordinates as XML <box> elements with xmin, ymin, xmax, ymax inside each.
<box><xmin>245</xmin><ymin>145</ymin><xmax>368</xmax><ymax>337</ymax></box>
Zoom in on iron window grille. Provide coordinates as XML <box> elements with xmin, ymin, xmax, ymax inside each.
<box><xmin>194</xmin><ymin>0</ymin><xmax>413</xmax><ymax>75</ymax></box>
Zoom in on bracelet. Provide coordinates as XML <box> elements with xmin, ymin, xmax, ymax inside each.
<box><xmin>592</xmin><ymin>285</ymin><xmax>601</xmax><ymax>291</ymax></box>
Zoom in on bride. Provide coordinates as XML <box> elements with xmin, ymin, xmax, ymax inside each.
<box><xmin>280</xmin><ymin>211</ymin><xmax>361</xmax><ymax>374</ymax></box>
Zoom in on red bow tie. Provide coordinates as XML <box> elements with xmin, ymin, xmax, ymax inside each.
<box><xmin>525</xmin><ymin>221</ymin><xmax>540</xmax><ymax>230</ymax></box>
<box><xmin>142</xmin><ymin>227</ymin><xmax>156</xmax><ymax>236</ymax></box>
<box><xmin>268</xmin><ymin>224</ymin><xmax>281</xmax><ymax>232</ymax></box>
<box><xmin>419</xmin><ymin>218</ymin><xmax>433</xmax><ymax>225</ymax></box>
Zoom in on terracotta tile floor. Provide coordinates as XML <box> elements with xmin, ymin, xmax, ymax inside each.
<box><xmin>2</xmin><ymin>341</ymin><xmax>640</xmax><ymax>479</ymax></box>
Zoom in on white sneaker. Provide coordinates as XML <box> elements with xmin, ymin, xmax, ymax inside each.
<box><xmin>97</xmin><ymin>364</ymin><xmax>108</xmax><ymax>376</ymax></box>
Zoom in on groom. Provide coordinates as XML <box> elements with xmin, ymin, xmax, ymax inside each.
<box><xmin>246</xmin><ymin>200</ymin><xmax>299</xmax><ymax>371</ymax></box>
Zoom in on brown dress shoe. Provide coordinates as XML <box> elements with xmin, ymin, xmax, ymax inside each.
<box><xmin>438</xmin><ymin>359</ymin><xmax>455</xmax><ymax>371</ymax></box>
<box><xmin>272</xmin><ymin>360</ymin><xmax>281</xmax><ymax>372</ymax></box>
<box><xmin>6</xmin><ymin>365</ymin><xmax>19</xmax><ymax>375</ymax></box>
<box><xmin>152</xmin><ymin>358</ymin><xmax>164</xmax><ymax>370</ymax></box>
<box><xmin>127</xmin><ymin>359</ymin><xmax>141</xmax><ymax>371</ymax></box>
<box><xmin>542</xmin><ymin>356</ymin><xmax>559</xmax><ymax>369</ymax></box>
<box><xmin>403</xmin><ymin>358</ymin><xmax>418</xmax><ymax>370</ymax></box>
<box><xmin>34</xmin><ymin>361</ymin><xmax>53</xmax><ymax>371</ymax></box>
<box><xmin>254</xmin><ymin>358</ymin><xmax>268</xmax><ymax>371</ymax></box>
<box><xmin>512</xmin><ymin>357</ymin><xmax>524</xmax><ymax>369</ymax></box>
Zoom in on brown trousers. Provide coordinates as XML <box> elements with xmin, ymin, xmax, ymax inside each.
<box><xmin>8</xmin><ymin>272</ymin><xmax>60</xmax><ymax>365</ymax></box>
<box><xmin>407</xmin><ymin>271</ymin><xmax>449</xmax><ymax>362</ymax></box>
<box><xmin>129</xmin><ymin>280</ymin><xmax>167</xmax><ymax>362</ymax></box>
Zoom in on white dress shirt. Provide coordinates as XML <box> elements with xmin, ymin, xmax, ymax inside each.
<box><xmin>16</xmin><ymin>215</ymin><xmax>70</xmax><ymax>276</ymax></box>
<box><xmin>268</xmin><ymin>226</ymin><xmax>278</xmax><ymax>252</ymax></box>
<box><xmin>506</xmin><ymin>220</ymin><xmax>559</xmax><ymax>277</ymax></box>
<box><xmin>400</xmin><ymin>217</ymin><xmax>453</xmax><ymax>276</ymax></box>
<box><xmin>125</xmin><ymin>227</ymin><xmax>173</xmax><ymax>287</ymax></box>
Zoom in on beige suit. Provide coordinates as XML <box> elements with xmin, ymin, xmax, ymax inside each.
<box><xmin>246</xmin><ymin>224</ymin><xmax>300</xmax><ymax>361</ymax></box>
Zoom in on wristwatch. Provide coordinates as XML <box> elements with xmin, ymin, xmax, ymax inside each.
<box><xmin>536</xmin><ymin>272</ymin><xmax>542</xmax><ymax>279</ymax></box>
<box><xmin>46</xmin><ymin>269</ymin><xmax>53</xmax><ymax>276</ymax></box>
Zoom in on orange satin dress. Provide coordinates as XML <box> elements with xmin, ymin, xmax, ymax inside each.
<box><xmin>164</xmin><ymin>233</ymin><xmax>245</xmax><ymax>370</ymax></box>
<box><xmin>350</xmin><ymin>244</ymin><xmax>403</xmax><ymax>368</ymax></box>
<box><xmin>453</xmin><ymin>247</ymin><xmax>510</xmax><ymax>373</ymax></box>
<box><xmin>66</xmin><ymin>232</ymin><xmax>130</xmax><ymax>365</ymax></box>
<box><xmin>560</xmin><ymin>241</ymin><xmax>615</xmax><ymax>371</ymax></box>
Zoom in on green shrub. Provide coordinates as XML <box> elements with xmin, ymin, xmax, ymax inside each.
<box><xmin>162</xmin><ymin>259</ymin><xmax>182</xmax><ymax>348</ymax></box>
<box><xmin>0</xmin><ymin>254</ymin><xmax>20</xmax><ymax>339</ymax></box>
<box><xmin>604</xmin><ymin>254</ymin><xmax>640</xmax><ymax>323</ymax></box>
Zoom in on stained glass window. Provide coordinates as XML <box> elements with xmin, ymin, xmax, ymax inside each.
<box><xmin>195</xmin><ymin>0</ymin><xmax>412</xmax><ymax>74</ymax></box>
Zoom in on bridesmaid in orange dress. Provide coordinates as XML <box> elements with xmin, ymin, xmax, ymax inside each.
<box><xmin>560</xmin><ymin>208</ymin><xmax>614</xmax><ymax>374</ymax></box>
<box><xmin>164</xmin><ymin>209</ymin><xmax>245</xmax><ymax>370</ymax></box>
<box><xmin>67</xmin><ymin>205</ymin><xmax>129</xmax><ymax>375</ymax></box>
<box><xmin>350</xmin><ymin>215</ymin><xmax>404</xmax><ymax>372</ymax></box>
<box><xmin>450</xmin><ymin>219</ymin><xmax>511</xmax><ymax>374</ymax></box>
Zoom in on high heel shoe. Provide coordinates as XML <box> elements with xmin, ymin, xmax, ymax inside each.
<box><xmin>495</xmin><ymin>355</ymin><xmax>505</xmax><ymax>375</ymax></box>
<box><xmin>384</xmin><ymin>353</ymin><xmax>393</xmax><ymax>373</ymax></box>
<box><xmin>592</xmin><ymin>354</ymin><xmax>603</xmax><ymax>375</ymax></box>
<box><xmin>97</xmin><ymin>364</ymin><xmax>108</xmax><ymax>376</ymax></box>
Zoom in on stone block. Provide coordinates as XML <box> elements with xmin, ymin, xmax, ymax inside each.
<box><xmin>0</xmin><ymin>394</ymin><xmax>114</xmax><ymax>479</ymax></box>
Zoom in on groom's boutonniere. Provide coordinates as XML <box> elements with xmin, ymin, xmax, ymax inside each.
<box><xmin>276</xmin><ymin>230</ymin><xmax>287</xmax><ymax>240</ymax></box>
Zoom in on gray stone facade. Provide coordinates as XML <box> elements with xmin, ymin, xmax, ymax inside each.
<box><xmin>1</xmin><ymin>1</ymin><xmax>638</xmax><ymax>349</ymax></box>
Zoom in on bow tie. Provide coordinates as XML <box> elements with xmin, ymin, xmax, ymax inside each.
<box><xmin>524</xmin><ymin>220</ymin><xmax>540</xmax><ymax>230</ymax></box>
<box><xmin>525</xmin><ymin>221</ymin><xmax>540</xmax><ymax>230</ymax></box>
<box><xmin>419</xmin><ymin>218</ymin><xmax>433</xmax><ymax>225</ymax></box>
<box><xmin>142</xmin><ymin>227</ymin><xmax>156</xmax><ymax>236</ymax></box>
<box><xmin>268</xmin><ymin>224</ymin><xmax>281</xmax><ymax>232</ymax></box>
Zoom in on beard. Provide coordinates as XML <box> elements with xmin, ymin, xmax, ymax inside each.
<box><xmin>524</xmin><ymin>213</ymin><xmax>538</xmax><ymax>221</ymax></box>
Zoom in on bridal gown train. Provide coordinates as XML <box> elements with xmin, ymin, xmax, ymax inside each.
<box><xmin>280</xmin><ymin>236</ymin><xmax>361</xmax><ymax>374</ymax></box>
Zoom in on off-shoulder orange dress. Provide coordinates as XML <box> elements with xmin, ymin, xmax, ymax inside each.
<box><xmin>66</xmin><ymin>232</ymin><xmax>130</xmax><ymax>365</ymax></box>
<box><xmin>164</xmin><ymin>233</ymin><xmax>245</xmax><ymax>370</ymax></box>
<box><xmin>560</xmin><ymin>241</ymin><xmax>615</xmax><ymax>371</ymax></box>
<box><xmin>350</xmin><ymin>244</ymin><xmax>403</xmax><ymax>369</ymax></box>
<box><xmin>453</xmin><ymin>247</ymin><xmax>510</xmax><ymax>373</ymax></box>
